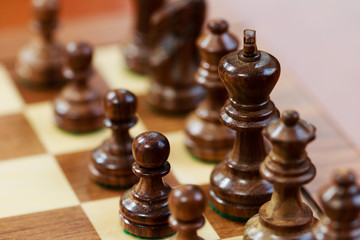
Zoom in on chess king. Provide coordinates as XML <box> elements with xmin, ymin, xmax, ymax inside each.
<box><xmin>209</xmin><ymin>29</ymin><xmax>280</xmax><ymax>219</ymax></box>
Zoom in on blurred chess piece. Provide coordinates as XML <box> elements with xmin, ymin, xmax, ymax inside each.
<box><xmin>146</xmin><ymin>0</ymin><xmax>206</xmax><ymax>114</ymax></box>
<box><xmin>184</xmin><ymin>19</ymin><xmax>238</xmax><ymax>162</ymax></box>
<box><xmin>54</xmin><ymin>42</ymin><xmax>104</xmax><ymax>132</ymax></box>
<box><xmin>313</xmin><ymin>169</ymin><xmax>360</xmax><ymax>240</ymax></box>
<box><xmin>124</xmin><ymin>0</ymin><xmax>164</xmax><ymax>74</ymax></box>
<box><xmin>243</xmin><ymin>110</ymin><xmax>318</xmax><ymax>240</ymax></box>
<box><xmin>15</xmin><ymin>0</ymin><xmax>65</xmax><ymax>88</ymax></box>
<box><xmin>89</xmin><ymin>89</ymin><xmax>139</xmax><ymax>187</ymax></box>
<box><xmin>169</xmin><ymin>185</ymin><xmax>206</xmax><ymax>240</ymax></box>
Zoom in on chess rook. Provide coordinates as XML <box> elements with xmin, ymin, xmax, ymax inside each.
<box><xmin>124</xmin><ymin>0</ymin><xmax>164</xmax><ymax>74</ymax></box>
<box><xmin>313</xmin><ymin>169</ymin><xmax>360</xmax><ymax>240</ymax></box>
<box><xmin>209</xmin><ymin>29</ymin><xmax>280</xmax><ymax>219</ymax></box>
<box><xmin>54</xmin><ymin>42</ymin><xmax>104</xmax><ymax>132</ymax></box>
<box><xmin>146</xmin><ymin>0</ymin><xmax>206</xmax><ymax>114</ymax></box>
<box><xmin>184</xmin><ymin>19</ymin><xmax>239</xmax><ymax>162</ymax></box>
<box><xmin>169</xmin><ymin>185</ymin><xmax>206</xmax><ymax>240</ymax></box>
<box><xmin>15</xmin><ymin>0</ymin><xmax>64</xmax><ymax>88</ymax></box>
<box><xmin>119</xmin><ymin>131</ymin><xmax>175</xmax><ymax>238</ymax></box>
<box><xmin>243</xmin><ymin>110</ymin><xmax>318</xmax><ymax>240</ymax></box>
<box><xmin>89</xmin><ymin>89</ymin><xmax>139</xmax><ymax>187</ymax></box>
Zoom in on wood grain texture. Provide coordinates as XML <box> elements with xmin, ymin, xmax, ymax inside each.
<box><xmin>0</xmin><ymin>113</ymin><xmax>45</xmax><ymax>160</ymax></box>
<box><xmin>0</xmin><ymin>206</ymin><xmax>100</xmax><ymax>239</ymax></box>
<box><xmin>209</xmin><ymin>29</ymin><xmax>280</xmax><ymax>219</ymax></box>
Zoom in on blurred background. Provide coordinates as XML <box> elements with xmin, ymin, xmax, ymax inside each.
<box><xmin>1</xmin><ymin>0</ymin><xmax>360</xmax><ymax>157</ymax></box>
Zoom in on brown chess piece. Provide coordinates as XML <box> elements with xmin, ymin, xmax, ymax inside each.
<box><xmin>119</xmin><ymin>131</ymin><xmax>175</xmax><ymax>238</ymax></box>
<box><xmin>89</xmin><ymin>89</ymin><xmax>139</xmax><ymax>187</ymax></box>
<box><xmin>243</xmin><ymin>110</ymin><xmax>318</xmax><ymax>240</ymax></box>
<box><xmin>124</xmin><ymin>0</ymin><xmax>164</xmax><ymax>74</ymax></box>
<box><xmin>313</xmin><ymin>169</ymin><xmax>360</xmax><ymax>240</ymax></box>
<box><xmin>209</xmin><ymin>29</ymin><xmax>280</xmax><ymax>219</ymax></box>
<box><xmin>169</xmin><ymin>185</ymin><xmax>206</xmax><ymax>240</ymax></box>
<box><xmin>184</xmin><ymin>19</ymin><xmax>238</xmax><ymax>162</ymax></box>
<box><xmin>54</xmin><ymin>42</ymin><xmax>104</xmax><ymax>132</ymax></box>
<box><xmin>146</xmin><ymin>0</ymin><xmax>206</xmax><ymax>114</ymax></box>
<box><xmin>15</xmin><ymin>0</ymin><xmax>65</xmax><ymax>88</ymax></box>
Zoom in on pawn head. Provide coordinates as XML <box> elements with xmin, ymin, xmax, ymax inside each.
<box><xmin>169</xmin><ymin>185</ymin><xmax>206</xmax><ymax>221</ymax></box>
<box><xmin>33</xmin><ymin>0</ymin><xmax>59</xmax><ymax>22</ymax></box>
<box><xmin>66</xmin><ymin>42</ymin><xmax>92</xmax><ymax>72</ymax></box>
<box><xmin>132</xmin><ymin>131</ymin><xmax>170</xmax><ymax>169</ymax></box>
<box><xmin>103</xmin><ymin>89</ymin><xmax>137</xmax><ymax>121</ymax></box>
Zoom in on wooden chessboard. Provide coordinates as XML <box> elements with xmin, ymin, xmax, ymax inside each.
<box><xmin>0</xmin><ymin>43</ymin><xmax>359</xmax><ymax>240</ymax></box>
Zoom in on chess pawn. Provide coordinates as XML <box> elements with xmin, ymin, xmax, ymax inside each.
<box><xmin>169</xmin><ymin>185</ymin><xmax>206</xmax><ymax>240</ymax></box>
<box><xmin>243</xmin><ymin>110</ymin><xmax>318</xmax><ymax>240</ymax></box>
<box><xmin>119</xmin><ymin>131</ymin><xmax>175</xmax><ymax>238</ymax></box>
<box><xmin>89</xmin><ymin>89</ymin><xmax>139</xmax><ymax>187</ymax></box>
<box><xmin>313</xmin><ymin>169</ymin><xmax>360</xmax><ymax>240</ymax></box>
<box><xmin>146</xmin><ymin>0</ymin><xmax>206</xmax><ymax>114</ymax></box>
<box><xmin>185</xmin><ymin>19</ymin><xmax>238</xmax><ymax>162</ymax></box>
<box><xmin>15</xmin><ymin>0</ymin><xmax>65</xmax><ymax>88</ymax></box>
<box><xmin>124</xmin><ymin>0</ymin><xmax>164</xmax><ymax>74</ymax></box>
<box><xmin>54</xmin><ymin>42</ymin><xmax>104</xmax><ymax>132</ymax></box>
<box><xmin>209</xmin><ymin>29</ymin><xmax>280</xmax><ymax>219</ymax></box>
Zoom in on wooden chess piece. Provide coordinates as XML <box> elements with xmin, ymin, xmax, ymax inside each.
<box><xmin>124</xmin><ymin>0</ymin><xmax>164</xmax><ymax>74</ymax></box>
<box><xmin>146</xmin><ymin>0</ymin><xmax>206</xmax><ymax>114</ymax></box>
<box><xmin>54</xmin><ymin>42</ymin><xmax>104</xmax><ymax>132</ymax></box>
<box><xmin>243</xmin><ymin>110</ymin><xmax>318</xmax><ymax>240</ymax></box>
<box><xmin>184</xmin><ymin>19</ymin><xmax>238</xmax><ymax>162</ymax></box>
<box><xmin>89</xmin><ymin>89</ymin><xmax>139</xmax><ymax>187</ymax></box>
<box><xmin>119</xmin><ymin>131</ymin><xmax>175</xmax><ymax>238</ymax></box>
<box><xmin>209</xmin><ymin>29</ymin><xmax>280</xmax><ymax>219</ymax></box>
<box><xmin>169</xmin><ymin>185</ymin><xmax>206</xmax><ymax>240</ymax></box>
<box><xmin>15</xmin><ymin>0</ymin><xmax>65</xmax><ymax>88</ymax></box>
<box><xmin>313</xmin><ymin>169</ymin><xmax>360</xmax><ymax>240</ymax></box>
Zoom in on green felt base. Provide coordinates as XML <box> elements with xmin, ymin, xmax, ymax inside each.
<box><xmin>123</xmin><ymin>229</ymin><xmax>176</xmax><ymax>239</ymax></box>
<box><xmin>210</xmin><ymin>202</ymin><xmax>249</xmax><ymax>222</ymax></box>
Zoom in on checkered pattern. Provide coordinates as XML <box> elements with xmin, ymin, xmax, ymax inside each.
<box><xmin>0</xmin><ymin>44</ymin><xmax>358</xmax><ymax>240</ymax></box>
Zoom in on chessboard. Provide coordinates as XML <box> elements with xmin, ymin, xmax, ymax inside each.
<box><xmin>0</xmin><ymin>43</ymin><xmax>359</xmax><ymax>240</ymax></box>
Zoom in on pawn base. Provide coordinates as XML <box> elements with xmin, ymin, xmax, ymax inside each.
<box><xmin>243</xmin><ymin>214</ymin><xmax>317</xmax><ymax>240</ymax></box>
<box><xmin>120</xmin><ymin>212</ymin><xmax>175</xmax><ymax>238</ymax></box>
<box><xmin>124</xmin><ymin>42</ymin><xmax>149</xmax><ymax>74</ymax></box>
<box><xmin>88</xmin><ymin>163</ymin><xmax>138</xmax><ymax>188</ymax></box>
<box><xmin>54</xmin><ymin>112</ymin><xmax>103</xmax><ymax>133</ymax></box>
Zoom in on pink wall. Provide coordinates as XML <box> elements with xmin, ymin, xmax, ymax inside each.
<box><xmin>207</xmin><ymin>0</ymin><xmax>360</xmax><ymax>151</ymax></box>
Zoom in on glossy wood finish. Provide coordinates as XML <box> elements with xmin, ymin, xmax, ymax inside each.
<box><xmin>169</xmin><ymin>185</ymin><xmax>206</xmax><ymax>240</ymax></box>
<box><xmin>209</xmin><ymin>29</ymin><xmax>280</xmax><ymax>219</ymax></box>
<box><xmin>244</xmin><ymin>110</ymin><xmax>317</xmax><ymax>240</ymax></box>
<box><xmin>15</xmin><ymin>0</ymin><xmax>65</xmax><ymax>88</ymax></box>
<box><xmin>146</xmin><ymin>0</ymin><xmax>206</xmax><ymax>114</ymax></box>
<box><xmin>89</xmin><ymin>89</ymin><xmax>139</xmax><ymax>187</ymax></box>
<box><xmin>54</xmin><ymin>42</ymin><xmax>104</xmax><ymax>132</ymax></box>
<box><xmin>313</xmin><ymin>170</ymin><xmax>360</xmax><ymax>240</ymax></box>
<box><xmin>184</xmin><ymin>19</ymin><xmax>238</xmax><ymax>162</ymax></box>
<box><xmin>124</xmin><ymin>0</ymin><xmax>164</xmax><ymax>74</ymax></box>
<box><xmin>119</xmin><ymin>131</ymin><xmax>175</xmax><ymax>238</ymax></box>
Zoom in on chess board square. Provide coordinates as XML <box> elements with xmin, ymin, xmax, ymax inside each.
<box><xmin>56</xmin><ymin>149</ymin><xmax>180</xmax><ymax>203</ymax></box>
<box><xmin>200</xmin><ymin>185</ymin><xmax>245</xmax><ymax>240</ymax></box>
<box><xmin>94</xmin><ymin>44</ymin><xmax>150</xmax><ymax>95</ymax></box>
<box><xmin>0</xmin><ymin>113</ymin><xmax>45</xmax><ymax>160</ymax></box>
<box><xmin>166</xmin><ymin>130</ymin><xmax>216</xmax><ymax>185</ymax></box>
<box><xmin>25</xmin><ymin>101</ymin><xmax>104</xmax><ymax>154</ymax></box>
<box><xmin>0</xmin><ymin>206</ymin><xmax>100</xmax><ymax>239</ymax></box>
<box><xmin>0</xmin><ymin>154</ymin><xmax>79</xmax><ymax>218</ymax></box>
<box><xmin>82</xmin><ymin>196</ymin><xmax>219</xmax><ymax>240</ymax></box>
<box><xmin>5</xmin><ymin>60</ymin><xmax>109</xmax><ymax>104</ymax></box>
<box><xmin>0</xmin><ymin>64</ymin><xmax>24</xmax><ymax>115</ymax></box>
